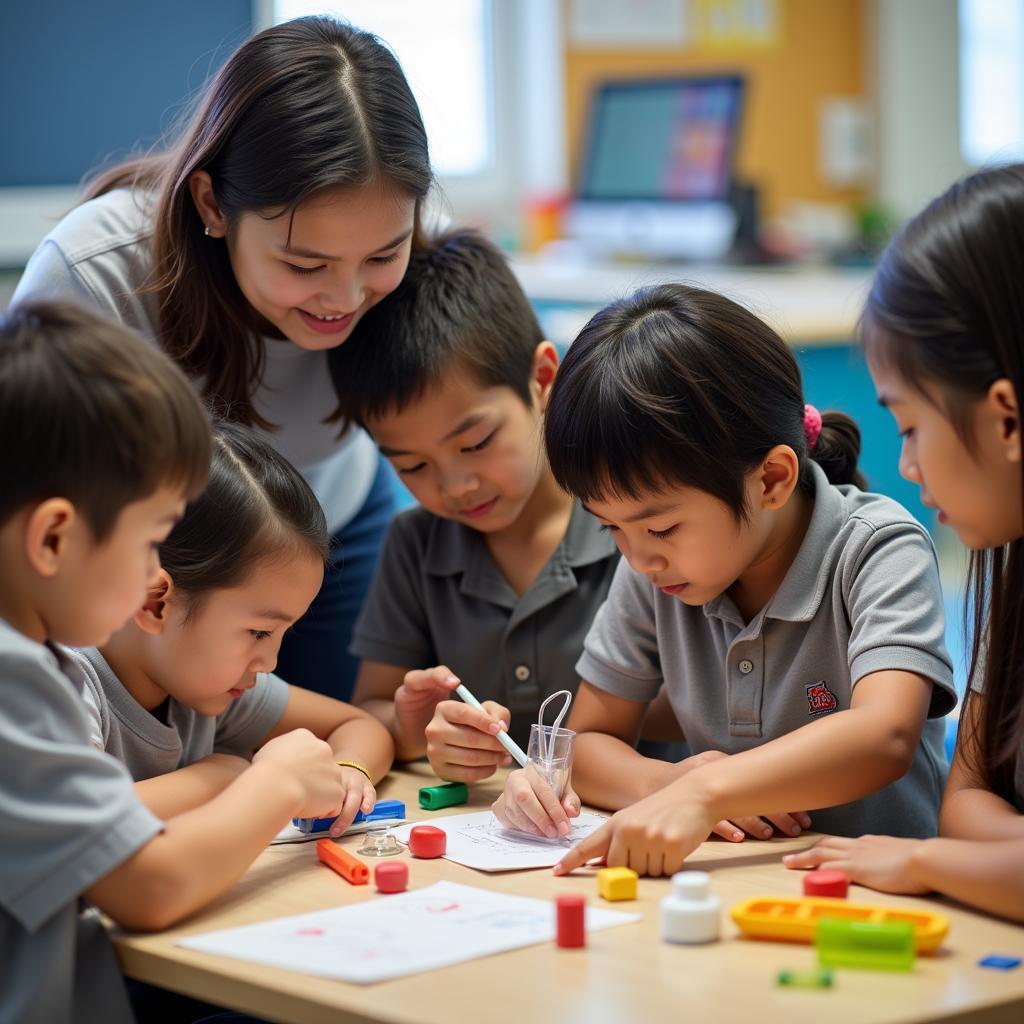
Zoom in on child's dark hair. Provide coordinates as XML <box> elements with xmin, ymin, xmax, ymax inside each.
<box><xmin>85</xmin><ymin>15</ymin><xmax>432</xmax><ymax>429</ymax></box>
<box><xmin>158</xmin><ymin>421</ymin><xmax>330</xmax><ymax>620</ymax></box>
<box><xmin>862</xmin><ymin>163</ymin><xmax>1024</xmax><ymax>805</ymax></box>
<box><xmin>545</xmin><ymin>283</ymin><xmax>865</xmax><ymax>519</ymax></box>
<box><xmin>329</xmin><ymin>228</ymin><xmax>543</xmax><ymax>426</ymax></box>
<box><xmin>0</xmin><ymin>299</ymin><xmax>210</xmax><ymax>539</ymax></box>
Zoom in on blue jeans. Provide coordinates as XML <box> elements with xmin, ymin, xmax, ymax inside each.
<box><xmin>275</xmin><ymin>454</ymin><xmax>398</xmax><ymax>702</ymax></box>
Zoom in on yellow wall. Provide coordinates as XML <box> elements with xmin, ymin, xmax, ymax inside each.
<box><xmin>564</xmin><ymin>0</ymin><xmax>867</xmax><ymax>217</ymax></box>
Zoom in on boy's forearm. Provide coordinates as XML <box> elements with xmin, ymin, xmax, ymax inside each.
<box><xmin>133</xmin><ymin>754</ymin><xmax>249</xmax><ymax>819</ymax></box>
<box><xmin>573</xmin><ymin>732</ymin><xmax>675</xmax><ymax>809</ymax></box>
<box><xmin>939</xmin><ymin>785</ymin><xmax>1024</xmax><ymax>841</ymax></box>
<box><xmin>909</xmin><ymin>838</ymin><xmax>1024</xmax><ymax>922</ymax></box>
<box><xmin>682</xmin><ymin>707</ymin><xmax>916</xmax><ymax>823</ymax></box>
<box><xmin>327</xmin><ymin>714</ymin><xmax>395</xmax><ymax>782</ymax></box>
<box><xmin>96</xmin><ymin>761</ymin><xmax>305</xmax><ymax>931</ymax></box>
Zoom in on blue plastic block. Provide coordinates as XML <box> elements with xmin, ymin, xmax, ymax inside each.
<box><xmin>979</xmin><ymin>955</ymin><xmax>1022</xmax><ymax>971</ymax></box>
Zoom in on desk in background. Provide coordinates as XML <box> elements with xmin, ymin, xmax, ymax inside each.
<box><xmin>114</xmin><ymin>765</ymin><xmax>1024</xmax><ymax>1024</ymax></box>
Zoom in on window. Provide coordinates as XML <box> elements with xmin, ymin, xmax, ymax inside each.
<box><xmin>273</xmin><ymin>0</ymin><xmax>491</xmax><ymax>178</ymax></box>
<box><xmin>960</xmin><ymin>0</ymin><xmax>1024</xmax><ymax>165</ymax></box>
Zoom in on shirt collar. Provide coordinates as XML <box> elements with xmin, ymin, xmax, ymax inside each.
<box><xmin>424</xmin><ymin>500</ymin><xmax>615</xmax><ymax>578</ymax></box>
<box><xmin>704</xmin><ymin>461</ymin><xmax>845</xmax><ymax>625</ymax></box>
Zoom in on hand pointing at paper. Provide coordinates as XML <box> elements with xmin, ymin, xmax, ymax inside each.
<box><xmin>554</xmin><ymin>779</ymin><xmax>717</xmax><ymax>877</ymax></box>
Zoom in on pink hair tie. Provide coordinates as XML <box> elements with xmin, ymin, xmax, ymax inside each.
<box><xmin>803</xmin><ymin>404</ymin><xmax>823</xmax><ymax>451</ymax></box>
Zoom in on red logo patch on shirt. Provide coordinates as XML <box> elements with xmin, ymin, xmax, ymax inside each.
<box><xmin>806</xmin><ymin>681</ymin><xmax>838</xmax><ymax>715</ymax></box>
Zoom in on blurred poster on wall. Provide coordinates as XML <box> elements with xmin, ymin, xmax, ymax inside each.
<box><xmin>569</xmin><ymin>0</ymin><xmax>689</xmax><ymax>48</ymax></box>
<box><xmin>694</xmin><ymin>0</ymin><xmax>778</xmax><ymax>48</ymax></box>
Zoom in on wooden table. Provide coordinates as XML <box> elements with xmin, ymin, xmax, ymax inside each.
<box><xmin>113</xmin><ymin>765</ymin><xmax>1024</xmax><ymax>1024</ymax></box>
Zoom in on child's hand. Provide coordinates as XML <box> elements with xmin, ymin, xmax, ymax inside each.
<box><xmin>424</xmin><ymin>697</ymin><xmax>513</xmax><ymax>782</ymax></box>
<box><xmin>666</xmin><ymin>750</ymin><xmax>811</xmax><ymax>841</ymax></box>
<box><xmin>782</xmin><ymin>835</ymin><xmax>931</xmax><ymax>895</ymax></box>
<box><xmin>491</xmin><ymin>766</ymin><xmax>581</xmax><ymax>839</ymax></box>
<box><xmin>554</xmin><ymin>782</ymin><xmax>716</xmax><ymax>876</ymax></box>
<box><xmin>394</xmin><ymin>665</ymin><xmax>462</xmax><ymax>744</ymax></box>
<box><xmin>251</xmin><ymin>728</ymin><xmax>342</xmax><ymax>819</ymax></box>
<box><xmin>327</xmin><ymin>769</ymin><xmax>377</xmax><ymax>839</ymax></box>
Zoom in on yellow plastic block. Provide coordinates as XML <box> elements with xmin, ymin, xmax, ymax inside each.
<box><xmin>729</xmin><ymin>896</ymin><xmax>949</xmax><ymax>953</ymax></box>
<box><xmin>597</xmin><ymin>866</ymin><xmax>638</xmax><ymax>901</ymax></box>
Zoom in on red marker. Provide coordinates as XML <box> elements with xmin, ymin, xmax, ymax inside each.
<box><xmin>316</xmin><ymin>840</ymin><xmax>369</xmax><ymax>885</ymax></box>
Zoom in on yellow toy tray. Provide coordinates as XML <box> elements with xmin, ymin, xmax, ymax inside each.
<box><xmin>730</xmin><ymin>897</ymin><xmax>949</xmax><ymax>952</ymax></box>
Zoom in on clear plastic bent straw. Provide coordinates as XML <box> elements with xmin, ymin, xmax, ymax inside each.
<box><xmin>536</xmin><ymin>689</ymin><xmax>573</xmax><ymax>768</ymax></box>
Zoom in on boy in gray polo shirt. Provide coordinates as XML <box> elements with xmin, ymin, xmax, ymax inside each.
<box><xmin>331</xmin><ymin>231</ymin><xmax>619</xmax><ymax>791</ymax></box>
<box><xmin>492</xmin><ymin>284</ymin><xmax>957</xmax><ymax>872</ymax></box>
<box><xmin>0</xmin><ymin>301</ymin><xmax>346</xmax><ymax>1022</ymax></box>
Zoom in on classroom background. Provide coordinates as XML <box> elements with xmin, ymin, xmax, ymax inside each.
<box><xmin>2</xmin><ymin>0</ymin><xmax>1019</xmax><ymax>723</ymax></box>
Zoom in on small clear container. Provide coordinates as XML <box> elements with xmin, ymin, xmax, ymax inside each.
<box><xmin>527</xmin><ymin>723</ymin><xmax>576</xmax><ymax>801</ymax></box>
<box><xmin>357</xmin><ymin>826</ymin><xmax>403</xmax><ymax>858</ymax></box>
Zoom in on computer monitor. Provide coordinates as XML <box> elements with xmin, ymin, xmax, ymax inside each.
<box><xmin>567</xmin><ymin>76</ymin><xmax>746</xmax><ymax>260</ymax></box>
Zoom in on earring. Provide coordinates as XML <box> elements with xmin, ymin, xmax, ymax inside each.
<box><xmin>204</xmin><ymin>226</ymin><xmax>211</xmax><ymax>237</ymax></box>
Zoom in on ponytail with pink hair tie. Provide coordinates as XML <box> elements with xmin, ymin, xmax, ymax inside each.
<box><xmin>803</xmin><ymin>404</ymin><xmax>823</xmax><ymax>451</ymax></box>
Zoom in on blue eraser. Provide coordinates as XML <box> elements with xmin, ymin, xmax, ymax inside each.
<box><xmin>353</xmin><ymin>799</ymin><xmax>406</xmax><ymax>824</ymax></box>
<box><xmin>979</xmin><ymin>955</ymin><xmax>1021</xmax><ymax>971</ymax></box>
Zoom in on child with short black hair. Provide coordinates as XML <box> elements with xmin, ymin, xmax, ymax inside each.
<box><xmin>0</xmin><ymin>300</ymin><xmax>346</xmax><ymax>1023</ymax></box>
<box><xmin>73</xmin><ymin>420</ymin><xmax>394</xmax><ymax>835</ymax></box>
<box><xmin>489</xmin><ymin>283</ymin><xmax>957</xmax><ymax>875</ymax></box>
<box><xmin>331</xmin><ymin>230</ymin><xmax>619</xmax><ymax>822</ymax></box>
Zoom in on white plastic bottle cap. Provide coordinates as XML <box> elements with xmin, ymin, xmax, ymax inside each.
<box><xmin>660</xmin><ymin>870</ymin><xmax>720</xmax><ymax>945</ymax></box>
<box><xmin>672</xmin><ymin>871</ymin><xmax>711</xmax><ymax>899</ymax></box>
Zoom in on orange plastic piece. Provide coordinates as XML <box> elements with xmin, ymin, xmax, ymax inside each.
<box><xmin>316</xmin><ymin>839</ymin><xmax>369</xmax><ymax>885</ymax></box>
<box><xmin>730</xmin><ymin>896</ymin><xmax>948</xmax><ymax>952</ymax></box>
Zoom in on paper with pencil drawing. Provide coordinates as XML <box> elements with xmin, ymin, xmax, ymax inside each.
<box><xmin>391</xmin><ymin>810</ymin><xmax>608</xmax><ymax>871</ymax></box>
<box><xmin>178</xmin><ymin>880</ymin><xmax>639</xmax><ymax>983</ymax></box>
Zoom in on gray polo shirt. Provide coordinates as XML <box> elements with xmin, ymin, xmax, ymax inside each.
<box><xmin>13</xmin><ymin>187</ymin><xmax>377</xmax><ymax>533</ymax></box>
<box><xmin>351</xmin><ymin>501</ymin><xmax>619</xmax><ymax>750</ymax></box>
<box><xmin>68</xmin><ymin>646</ymin><xmax>290</xmax><ymax>781</ymax></box>
<box><xmin>579</xmin><ymin>462</ymin><xmax>957</xmax><ymax>838</ymax></box>
<box><xmin>0</xmin><ymin>619</ymin><xmax>163</xmax><ymax>1024</ymax></box>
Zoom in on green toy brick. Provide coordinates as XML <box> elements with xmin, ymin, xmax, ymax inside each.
<box><xmin>418</xmin><ymin>782</ymin><xmax>470</xmax><ymax>810</ymax></box>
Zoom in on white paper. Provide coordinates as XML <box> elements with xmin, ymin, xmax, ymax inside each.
<box><xmin>178</xmin><ymin>880</ymin><xmax>639</xmax><ymax>983</ymax></box>
<box><xmin>390</xmin><ymin>810</ymin><xmax>607</xmax><ymax>871</ymax></box>
<box><xmin>271</xmin><ymin>817</ymin><xmax>405</xmax><ymax>846</ymax></box>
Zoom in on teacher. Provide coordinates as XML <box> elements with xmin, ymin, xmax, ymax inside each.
<box><xmin>14</xmin><ymin>16</ymin><xmax>432</xmax><ymax>700</ymax></box>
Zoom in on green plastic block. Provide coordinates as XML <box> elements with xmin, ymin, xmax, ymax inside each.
<box><xmin>816</xmin><ymin>917</ymin><xmax>916</xmax><ymax>972</ymax></box>
<box><xmin>776</xmin><ymin>968</ymin><xmax>834</xmax><ymax>989</ymax></box>
<box><xmin>418</xmin><ymin>781</ymin><xmax>470</xmax><ymax>810</ymax></box>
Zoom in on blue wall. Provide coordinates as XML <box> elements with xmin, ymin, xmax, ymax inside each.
<box><xmin>796</xmin><ymin>343</ymin><xmax>932</xmax><ymax>529</ymax></box>
<box><xmin>0</xmin><ymin>2</ymin><xmax>252</xmax><ymax>187</ymax></box>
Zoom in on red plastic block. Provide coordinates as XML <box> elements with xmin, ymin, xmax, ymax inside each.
<box><xmin>556</xmin><ymin>894</ymin><xmax>586</xmax><ymax>948</ymax></box>
<box><xmin>374</xmin><ymin>861</ymin><xmax>409</xmax><ymax>893</ymax></box>
<box><xmin>803</xmin><ymin>870</ymin><xmax>849</xmax><ymax>899</ymax></box>
<box><xmin>408</xmin><ymin>824</ymin><xmax>447</xmax><ymax>858</ymax></box>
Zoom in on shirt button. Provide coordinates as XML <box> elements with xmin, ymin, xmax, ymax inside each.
<box><xmin>738</xmin><ymin>659</ymin><xmax>754</xmax><ymax>675</ymax></box>
<box><xmin>514</xmin><ymin>664</ymin><xmax>531</xmax><ymax>682</ymax></box>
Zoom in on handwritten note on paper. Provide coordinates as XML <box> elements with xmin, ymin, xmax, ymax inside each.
<box><xmin>178</xmin><ymin>880</ymin><xmax>640</xmax><ymax>983</ymax></box>
<box><xmin>390</xmin><ymin>811</ymin><xmax>608</xmax><ymax>871</ymax></box>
